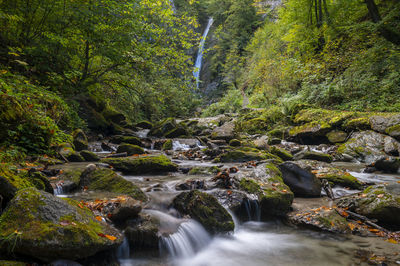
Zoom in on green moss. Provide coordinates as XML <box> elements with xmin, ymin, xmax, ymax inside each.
<box><xmin>101</xmin><ymin>155</ymin><xmax>177</xmax><ymax>174</ymax></box>
<box><xmin>343</xmin><ymin>117</ymin><xmax>371</xmax><ymax>130</ymax></box>
<box><xmin>0</xmin><ymin>164</ymin><xmax>33</xmax><ymax>190</ymax></box>
<box><xmin>110</xmin><ymin>136</ymin><xmax>142</xmax><ymax>146</ymax></box>
<box><xmin>270</xmin><ymin>146</ymin><xmax>293</xmax><ymax>161</ymax></box>
<box><xmin>240</xmin><ymin>178</ymin><xmax>262</xmax><ymax>194</ymax></box>
<box><xmin>289</xmin><ymin>121</ymin><xmax>331</xmax><ymax>137</ymax></box>
<box><xmin>326</xmin><ymin>131</ymin><xmax>347</xmax><ymax>143</ymax></box>
<box><xmin>136</xmin><ymin>120</ymin><xmax>153</xmax><ymax>129</ymax></box>
<box><xmin>84</xmin><ymin>168</ymin><xmax>147</xmax><ymax>201</ymax></box>
<box><xmin>162</xmin><ymin>139</ymin><xmax>173</xmax><ymax>150</ymax></box>
<box><xmin>229</xmin><ymin>139</ymin><xmax>242</xmax><ymax>147</ymax></box>
<box><xmin>0</xmin><ymin>261</ymin><xmax>26</xmax><ymax>266</ymax></box>
<box><xmin>217</xmin><ymin>149</ymin><xmax>267</xmax><ymax>163</ymax></box>
<box><xmin>318</xmin><ymin>172</ymin><xmax>362</xmax><ymax>189</ymax></box>
<box><xmin>385</xmin><ymin>124</ymin><xmax>400</xmax><ymax>135</ymax></box>
<box><xmin>116</xmin><ymin>144</ymin><xmax>145</xmax><ymax>156</ymax></box>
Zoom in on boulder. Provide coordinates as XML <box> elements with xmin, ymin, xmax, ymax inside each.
<box><xmin>229</xmin><ymin>139</ymin><xmax>242</xmax><ymax>147</ymax></box>
<box><xmin>79</xmin><ymin>167</ymin><xmax>147</xmax><ymax>201</ymax></box>
<box><xmin>101</xmin><ymin>155</ymin><xmax>177</xmax><ymax>175</ymax></box>
<box><xmin>288</xmin><ymin>121</ymin><xmax>331</xmax><ymax>144</ymax></box>
<box><xmin>149</xmin><ymin>118</ymin><xmax>188</xmax><ymax>138</ymax></box>
<box><xmin>27</xmin><ymin>172</ymin><xmax>54</xmax><ymax>194</ymax></box>
<box><xmin>310</xmin><ymin>165</ymin><xmax>362</xmax><ymax>189</ymax></box>
<box><xmin>338</xmin><ymin>184</ymin><xmax>400</xmax><ymax>228</ymax></box>
<box><xmin>135</xmin><ymin>121</ymin><xmax>153</xmax><ymax>129</ymax></box>
<box><xmin>326</xmin><ymin>130</ymin><xmax>347</xmax><ymax>143</ymax></box>
<box><xmin>370</xmin><ymin>114</ymin><xmax>400</xmax><ymax>134</ymax></box>
<box><xmin>72</xmin><ymin>129</ymin><xmax>88</xmax><ymax>151</ymax></box>
<box><xmin>215</xmin><ymin>147</ymin><xmax>280</xmax><ymax>163</ymax></box>
<box><xmin>253</xmin><ymin>135</ymin><xmax>270</xmax><ymax>150</ymax></box>
<box><xmin>270</xmin><ymin>146</ymin><xmax>293</xmax><ymax>161</ymax></box>
<box><xmin>80</xmin><ymin>150</ymin><xmax>100</xmax><ymax>162</ymax></box>
<box><xmin>125</xmin><ymin>213</ymin><xmax>160</xmax><ymax>250</ymax></box>
<box><xmin>211</xmin><ymin>121</ymin><xmax>236</xmax><ymax>141</ymax></box>
<box><xmin>294</xmin><ymin>151</ymin><xmax>333</xmax><ymax>163</ymax></box>
<box><xmin>103</xmin><ymin>198</ymin><xmax>142</xmax><ymax>225</ymax></box>
<box><xmin>172</xmin><ymin>190</ymin><xmax>234</xmax><ymax>234</ymax></box>
<box><xmin>164</xmin><ymin>127</ymin><xmax>188</xmax><ymax>138</ymax></box>
<box><xmin>116</xmin><ymin>144</ymin><xmax>145</xmax><ymax>156</ymax></box>
<box><xmin>110</xmin><ymin>136</ymin><xmax>142</xmax><ymax>146</ymax></box>
<box><xmin>278</xmin><ymin>162</ymin><xmax>322</xmax><ymax>197</ymax></box>
<box><xmin>0</xmin><ymin>188</ymin><xmax>122</xmax><ymax>262</ymax></box>
<box><xmin>162</xmin><ymin>139</ymin><xmax>173</xmax><ymax>150</ymax></box>
<box><xmin>371</xmin><ymin>156</ymin><xmax>400</xmax><ymax>173</ymax></box>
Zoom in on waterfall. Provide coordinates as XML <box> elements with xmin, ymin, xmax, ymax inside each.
<box><xmin>160</xmin><ymin>220</ymin><xmax>211</xmax><ymax>258</ymax></box>
<box><xmin>117</xmin><ymin>237</ymin><xmax>130</xmax><ymax>260</ymax></box>
<box><xmin>54</xmin><ymin>183</ymin><xmax>64</xmax><ymax>196</ymax></box>
<box><xmin>193</xmin><ymin>18</ymin><xmax>214</xmax><ymax>89</ymax></box>
<box><xmin>243</xmin><ymin>199</ymin><xmax>261</xmax><ymax>222</ymax></box>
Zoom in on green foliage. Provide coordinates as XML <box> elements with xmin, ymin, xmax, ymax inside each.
<box><xmin>202</xmin><ymin>89</ymin><xmax>242</xmax><ymax>116</ymax></box>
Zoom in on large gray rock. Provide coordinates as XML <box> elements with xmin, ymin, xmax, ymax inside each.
<box><xmin>0</xmin><ymin>188</ymin><xmax>122</xmax><ymax>262</ymax></box>
<box><xmin>370</xmin><ymin>114</ymin><xmax>400</xmax><ymax>134</ymax></box>
<box><xmin>278</xmin><ymin>162</ymin><xmax>321</xmax><ymax>197</ymax></box>
<box><xmin>211</xmin><ymin>121</ymin><xmax>236</xmax><ymax>141</ymax></box>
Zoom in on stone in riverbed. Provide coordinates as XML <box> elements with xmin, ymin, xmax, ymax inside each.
<box><xmin>135</xmin><ymin>121</ymin><xmax>153</xmax><ymax>129</ymax></box>
<box><xmin>326</xmin><ymin>130</ymin><xmax>347</xmax><ymax>143</ymax></box>
<box><xmin>270</xmin><ymin>146</ymin><xmax>293</xmax><ymax>161</ymax></box>
<box><xmin>337</xmin><ymin>183</ymin><xmax>400</xmax><ymax>228</ymax></box>
<box><xmin>278</xmin><ymin>162</ymin><xmax>321</xmax><ymax>197</ymax></box>
<box><xmin>102</xmin><ymin>197</ymin><xmax>142</xmax><ymax>225</ymax></box>
<box><xmin>125</xmin><ymin>213</ymin><xmax>160</xmax><ymax>250</ymax></box>
<box><xmin>210</xmin><ymin>121</ymin><xmax>236</xmax><ymax>141</ymax></box>
<box><xmin>116</xmin><ymin>143</ymin><xmax>145</xmax><ymax>156</ymax></box>
<box><xmin>215</xmin><ymin>147</ymin><xmax>281</xmax><ymax>163</ymax></box>
<box><xmin>172</xmin><ymin>190</ymin><xmax>234</xmax><ymax>234</ymax></box>
<box><xmin>0</xmin><ymin>188</ymin><xmax>122</xmax><ymax>262</ymax></box>
<box><xmin>79</xmin><ymin>167</ymin><xmax>147</xmax><ymax>201</ymax></box>
<box><xmin>294</xmin><ymin>151</ymin><xmax>333</xmax><ymax>163</ymax></box>
<box><xmin>110</xmin><ymin>135</ymin><xmax>142</xmax><ymax>146</ymax></box>
<box><xmin>80</xmin><ymin>150</ymin><xmax>100</xmax><ymax>162</ymax></box>
<box><xmin>72</xmin><ymin>129</ymin><xmax>88</xmax><ymax>151</ymax></box>
<box><xmin>101</xmin><ymin>155</ymin><xmax>177</xmax><ymax>175</ymax></box>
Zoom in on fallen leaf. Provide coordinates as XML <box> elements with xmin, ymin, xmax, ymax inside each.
<box><xmin>387</xmin><ymin>238</ymin><xmax>398</xmax><ymax>244</ymax></box>
<box><xmin>105</xmin><ymin>235</ymin><xmax>117</xmax><ymax>241</ymax></box>
<box><xmin>377</xmin><ymin>194</ymin><xmax>384</xmax><ymax>198</ymax></box>
<box><xmin>78</xmin><ymin>203</ymin><xmax>84</xmax><ymax>209</ymax></box>
<box><xmin>348</xmin><ymin>223</ymin><xmax>356</xmax><ymax>231</ymax></box>
<box><xmin>95</xmin><ymin>216</ymin><xmax>103</xmax><ymax>222</ymax></box>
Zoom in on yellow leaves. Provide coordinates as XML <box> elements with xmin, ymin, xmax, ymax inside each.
<box><xmin>95</xmin><ymin>216</ymin><xmax>103</xmax><ymax>222</ymax></box>
<box><xmin>14</xmin><ymin>229</ymin><xmax>22</xmax><ymax>235</ymax></box>
<box><xmin>0</xmin><ymin>70</ymin><xmax>7</xmax><ymax>75</ymax></box>
<box><xmin>348</xmin><ymin>223</ymin><xmax>356</xmax><ymax>231</ymax></box>
<box><xmin>387</xmin><ymin>238</ymin><xmax>398</xmax><ymax>244</ymax></box>
<box><xmin>97</xmin><ymin>233</ymin><xmax>117</xmax><ymax>241</ymax></box>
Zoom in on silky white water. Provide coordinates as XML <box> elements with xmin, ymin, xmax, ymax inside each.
<box><xmin>193</xmin><ymin>18</ymin><xmax>214</xmax><ymax>88</ymax></box>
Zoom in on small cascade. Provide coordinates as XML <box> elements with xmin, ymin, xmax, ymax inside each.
<box><xmin>135</xmin><ymin>129</ymin><xmax>150</xmax><ymax>139</ymax></box>
<box><xmin>117</xmin><ymin>237</ymin><xmax>130</xmax><ymax>260</ymax></box>
<box><xmin>193</xmin><ymin>17</ymin><xmax>214</xmax><ymax>88</ymax></box>
<box><xmin>54</xmin><ymin>183</ymin><xmax>64</xmax><ymax>196</ymax></box>
<box><xmin>172</xmin><ymin>141</ymin><xmax>191</xmax><ymax>151</ymax></box>
<box><xmin>243</xmin><ymin>199</ymin><xmax>261</xmax><ymax>222</ymax></box>
<box><xmin>150</xmin><ymin>140</ymin><xmax>155</xmax><ymax>150</ymax></box>
<box><xmin>160</xmin><ymin>220</ymin><xmax>211</xmax><ymax>258</ymax></box>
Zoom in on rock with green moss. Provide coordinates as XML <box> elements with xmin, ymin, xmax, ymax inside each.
<box><xmin>116</xmin><ymin>144</ymin><xmax>145</xmax><ymax>156</ymax></box>
<box><xmin>326</xmin><ymin>130</ymin><xmax>347</xmax><ymax>143</ymax></box>
<box><xmin>338</xmin><ymin>184</ymin><xmax>400</xmax><ymax>227</ymax></box>
<box><xmin>101</xmin><ymin>155</ymin><xmax>177</xmax><ymax>174</ymax></box>
<box><xmin>294</xmin><ymin>151</ymin><xmax>333</xmax><ymax>163</ymax></box>
<box><xmin>270</xmin><ymin>146</ymin><xmax>293</xmax><ymax>161</ymax></box>
<box><xmin>149</xmin><ymin>118</ymin><xmax>188</xmax><ymax>138</ymax></box>
<box><xmin>216</xmin><ymin>147</ymin><xmax>281</xmax><ymax>163</ymax></box>
<box><xmin>343</xmin><ymin>117</ymin><xmax>371</xmax><ymax>131</ymax></box>
<box><xmin>313</xmin><ymin>167</ymin><xmax>363</xmax><ymax>189</ymax></box>
<box><xmin>72</xmin><ymin>129</ymin><xmax>88</xmax><ymax>151</ymax></box>
<box><xmin>172</xmin><ymin>190</ymin><xmax>234</xmax><ymax>234</ymax></box>
<box><xmin>210</xmin><ymin>121</ymin><xmax>236</xmax><ymax>141</ymax></box>
<box><xmin>385</xmin><ymin>124</ymin><xmax>400</xmax><ymax>140</ymax></box>
<box><xmin>27</xmin><ymin>172</ymin><xmax>54</xmax><ymax>194</ymax></box>
<box><xmin>135</xmin><ymin>121</ymin><xmax>153</xmax><ymax>129</ymax></box>
<box><xmin>0</xmin><ymin>165</ymin><xmax>34</xmax><ymax>208</ymax></box>
<box><xmin>80</xmin><ymin>150</ymin><xmax>100</xmax><ymax>162</ymax></box>
<box><xmin>337</xmin><ymin>131</ymin><xmax>398</xmax><ymax>164</ymax></box>
<box><xmin>370</xmin><ymin>114</ymin><xmax>400</xmax><ymax>134</ymax></box>
<box><xmin>164</xmin><ymin>127</ymin><xmax>188</xmax><ymax>138</ymax></box>
<box><xmin>288</xmin><ymin>121</ymin><xmax>331</xmax><ymax>144</ymax></box>
<box><xmin>110</xmin><ymin>135</ymin><xmax>142</xmax><ymax>146</ymax></box>
<box><xmin>238</xmin><ymin>118</ymin><xmax>268</xmax><ymax>134</ymax></box>
<box><xmin>125</xmin><ymin>213</ymin><xmax>161</xmax><ymax>250</ymax></box>
<box><xmin>59</xmin><ymin>146</ymin><xmax>85</xmax><ymax>162</ymax></box>
<box><xmin>229</xmin><ymin>139</ymin><xmax>242</xmax><ymax>147</ymax></box>
<box><xmin>80</xmin><ymin>167</ymin><xmax>147</xmax><ymax>201</ymax></box>
<box><xmin>0</xmin><ymin>188</ymin><xmax>122</xmax><ymax>262</ymax></box>
<box><xmin>162</xmin><ymin>139</ymin><xmax>173</xmax><ymax>150</ymax></box>
<box><xmin>102</xmin><ymin>107</ymin><xmax>127</xmax><ymax>126</ymax></box>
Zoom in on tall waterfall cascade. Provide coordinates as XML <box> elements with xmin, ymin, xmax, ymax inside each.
<box><xmin>193</xmin><ymin>18</ymin><xmax>214</xmax><ymax>89</ymax></box>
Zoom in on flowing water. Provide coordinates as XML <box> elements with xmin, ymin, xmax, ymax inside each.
<box><xmin>193</xmin><ymin>18</ymin><xmax>214</xmax><ymax>88</ymax></box>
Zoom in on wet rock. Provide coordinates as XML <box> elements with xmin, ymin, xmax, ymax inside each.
<box><xmin>0</xmin><ymin>176</ymin><xmax>18</xmax><ymax>209</ymax></box>
<box><xmin>253</xmin><ymin>135</ymin><xmax>269</xmax><ymax>150</ymax></box>
<box><xmin>278</xmin><ymin>162</ymin><xmax>321</xmax><ymax>197</ymax></box>
<box><xmin>164</xmin><ymin>127</ymin><xmax>188</xmax><ymax>138</ymax></box>
<box><xmin>337</xmin><ymin>131</ymin><xmax>399</xmax><ymax>164</ymax></box>
<box><xmin>175</xmin><ymin>180</ymin><xmax>206</xmax><ymax>191</ymax></box>
<box><xmin>384</xmin><ymin>137</ymin><xmax>400</xmax><ymax>156</ymax></box>
<box><xmin>370</xmin><ymin>114</ymin><xmax>400</xmax><ymax>134</ymax></box>
<box><xmin>370</xmin><ymin>156</ymin><xmax>400</xmax><ymax>173</ymax></box>
<box><xmin>172</xmin><ymin>190</ymin><xmax>234</xmax><ymax>234</ymax></box>
<box><xmin>125</xmin><ymin>213</ymin><xmax>160</xmax><ymax>250</ymax></box>
<box><xmin>103</xmin><ymin>198</ymin><xmax>142</xmax><ymax>225</ymax></box>
<box><xmin>294</xmin><ymin>151</ymin><xmax>333</xmax><ymax>163</ymax></box>
<box><xmin>116</xmin><ymin>144</ymin><xmax>144</xmax><ymax>156</ymax></box>
<box><xmin>0</xmin><ymin>188</ymin><xmax>122</xmax><ymax>262</ymax></box>
<box><xmin>110</xmin><ymin>135</ymin><xmax>142</xmax><ymax>146</ymax></box>
<box><xmin>288</xmin><ymin>121</ymin><xmax>331</xmax><ymax>145</ymax></box>
<box><xmin>215</xmin><ymin>147</ymin><xmax>280</xmax><ymax>163</ymax></box>
<box><xmin>326</xmin><ymin>130</ymin><xmax>347</xmax><ymax>143</ymax></box>
<box><xmin>162</xmin><ymin>139</ymin><xmax>173</xmax><ymax>150</ymax></box>
<box><xmin>210</xmin><ymin>121</ymin><xmax>236</xmax><ymax>141</ymax></box>
<box><xmin>101</xmin><ymin>155</ymin><xmax>178</xmax><ymax>175</ymax></box>
<box><xmin>80</xmin><ymin>150</ymin><xmax>100</xmax><ymax>162</ymax></box>
<box><xmin>27</xmin><ymin>172</ymin><xmax>54</xmax><ymax>194</ymax></box>
<box><xmin>72</xmin><ymin>129</ymin><xmax>88</xmax><ymax>151</ymax></box>
<box><xmin>149</xmin><ymin>118</ymin><xmax>188</xmax><ymax>138</ymax></box>
<box><xmin>270</xmin><ymin>146</ymin><xmax>293</xmax><ymax>161</ymax></box>
<box><xmin>80</xmin><ymin>166</ymin><xmax>147</xmax><ymax>201</ymax></box>
<box><xmin>229</xmin><ymin>139</ymin><xmax>242</xmax><ymax>147</ymax></box>
<box><xmin>188</xmin><ymin>166</ymin><xmax>220</xmax><ymax>175</ymax></box>
<box><xmin>337</xmin><ymin>183</ymin><xmax>400</xmax><ymax>228</ymax></box>
<box><xmin>135</xmin><ymin>121</ymin><xmax>153</xmax><ymax>129</ymax></box>
<box><xmin>101</xmin><ymin>142</ymin><xmax>114</xmax><ymax>152</ymax></box>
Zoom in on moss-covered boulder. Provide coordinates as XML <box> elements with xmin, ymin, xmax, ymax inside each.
<box><xmin>101</xmin><ymin>155</ymin><xmax>177</xmax><ymax>175</ymax></box>
<box><xmin>135</xmin><ymin>121</ymin><xmax>153</xmax><ymax>129</ymax></box>
<box><xmin>0</xmin><ymin>188</ymin><xmax>122</xmax><ymax>262</ymax></box>
<box><xmin>116</xmin><ymin>144</ymin><xmax>145</xmax><ymax>156</ymax></box>
<box><xmin>110</xmin><ymin>135</ymin><xmax>142</xmax><ymax>146</ymax></box>
<box><xmin>164</xmin><ymin>127</ymin><xmax>188</xmax><ymax>138</ymax></box>
<box><xmin>162</xmin><ymin>139</ymin><xmax>173</xmax><ymax>150</ymax></box>
<box><xmin>27</xmin><ymin>172</ymin><xmax>54</xmax><ymax>194</ymax></box>
<box><xmin>372</xmin><ymin>156</ymin><xmax>400</xmax><ymax>173</ymax></box>
<box><xmin>338</xmin><ymin>184</ymin><xmax>400</xmax><ymax>228</ymax></box>
<box><xmin>343</xmin><ymin>117</ymin><xmax>371</xmax><ymax>131</ymax></box>
<box><xmin>370</xmin><ymin>114</ymin><xmax>400</xmax><ymax>134</ymax></box>
<box><xmin>294</xmin><ymin>151</ymin><xmax>333</xmax><ymax>163</ymax></box>
<box><xmin>229</xmin><ymin>139</ymin><xmax>242</xmax><ymax>147</ymax></box>
<box><xmin>102</xmin><ymin>107</ymin><xmax>127</xmax><ymax>126</ymax></box>
<box><xmin>125</xmin><ymin>213</ymin><xmax>160</xmax><ymax>250</ymax></box>
<box><xmin>326</xmin><ymin>130</ymin><xmax>347</xmax><ymax>143</ymax></box>
<box><xmin>215</xmin><ymin>147</ymin><xmax>281</xmax><ymax>163</ymax></box>
<box><xmin>385</xmin><ymin>124</ymin><xmax>400</xmax><ymax>140</ymax></box>
<box><xmin>288</xmin><ymin>121</ymin><xmax>331</xmax><ymax>144</ymax></box>
<box><xmin>80</xmin><ymin>167</ymin><xmax>146</xmax><ymax>201</ymax></box>
<box><xmin>149</xmin><ymin>118</ymin><xmax>188</xmax><ymax>138</ymax></box>
<box><xmin>80</xmin><ymin>150</ymin><xmax>100</xmax><ymax>162</ymax></box>
<box><xmin>270</xmin><ymin>146</ymin><xmax>293</xmax><ymax>161</ymax></box>
<box><xmin>72</xmin><ymin>129</ymin><xmax>88</xmax><ymax>151</ymax></box>
<box><xmin>314</xmin><ymin>168</ymin><xmax>362</xmax><ymax>189</ymax></box>
<box><xmin>59</xmin><ymin>146</ymin><xmax>85</xmax><ymax>162</ymax></box>
<box><xmin>172</xmin><ymin>190</ymin><xmax>234</xmax><ymax>234</ymax></box>
<box><xmin>210</xmin><ymin>121</ymin><xmax>236</xmax><ymax>141</ymax></box>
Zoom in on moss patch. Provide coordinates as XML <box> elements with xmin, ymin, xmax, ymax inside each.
<box><xmin>102</xmin><ymin>155</ymin><xmax>177</xmax><ymax>174</ymax></box>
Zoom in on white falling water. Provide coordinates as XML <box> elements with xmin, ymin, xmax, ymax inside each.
<box><xmin>160</xmin><ymin>220</ymin><xmax>211</xmax><ymax>258</ymax></box>
<box><xmin>117</xmin><ymin>237</ymin><xmax>130</xmax><ymax>260</ymax></box>
<box><xmin>193</xmin><ymin>18</ymin><xmax>214</xmax><ymax>88</ymax></box>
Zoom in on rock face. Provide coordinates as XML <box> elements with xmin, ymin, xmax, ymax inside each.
<box><xmin>103</xmin><ymin>198</ymin><xmax>142</xmax><ymax>225</ymax></box>
<box><xmin>125</xmin><ymin>213</ymin><xmax>160</xmax><ymax>250</ymax></box>
<box><xmin>0</xmin><ymin>188</ymin><xmax>122</xmax><ymax>262</ymax></box>
<box><xmin>101</xmin><ymin>155</ymin><xmax>178</xmax><ymax>174</ymax></box>
<box><xmin>278</xmin><ymin>162</ymin><xmax>321</xmax><ymax>197</ymax></box>
<box><xmin>338</xmin><ymin>184</ymin><xmax>400</xmax><ymax>228</ymax></box>
<box><xmin>80</xmin><ymin>167</ymin><xmax>147</xmax><ymax>201</ymax></box>
<box><xmin>172</xmin><ymin>190</ymin><xmax>234</xmax><ymax>234</ymax></box>
<box><xmin>337</xmin><ymin>131</ymin><xmax>400</xmax><ymax>164</ymax></box>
